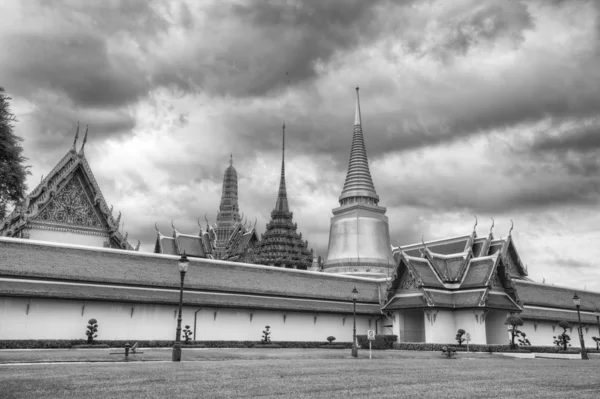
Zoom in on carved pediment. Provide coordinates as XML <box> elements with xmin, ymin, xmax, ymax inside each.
<box><xmin>32</xmin><ymin>175</ymin><xmax>104</xmax><ymax>230</ymax></box>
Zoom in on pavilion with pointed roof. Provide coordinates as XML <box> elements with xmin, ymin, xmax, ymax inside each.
<box><xmin>0</xmin><ymin>125</ymin><xmax>135</xmax><ymax>250</ymax></box>
<box><xmin>253</xmin><ymin>124</ymin><xmax>313</xmax><ymax>269</ymax></box>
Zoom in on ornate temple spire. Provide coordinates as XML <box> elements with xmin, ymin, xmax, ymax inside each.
<box><xmin>339</xmin><ymin>87</ymin><xmax>379</xmax><ymax>204</ymax></box>
<box><xmin>275</xmin><ymin>123</ymin><xmax>289</xmax><ymax>213</ymax></box>
<box><xmin>213</xmin><ymin>154</ymin><xmax>242</xmax><ymax>259</ymax></box>
<box><xmin>254</xmin><ymin>123</ymin><xmax>313</xmax><ymax>270</ymax></box>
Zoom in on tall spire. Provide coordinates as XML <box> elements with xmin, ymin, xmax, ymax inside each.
<box><xmin>339</xmin><ymin>87</ymin><xmax>379</xmax><ymax>204</ymax></box>
<box><xmin>275</xmin><ymin>123</ymin><xmax>289</xmax><ymax>212</ymax></box>
<box><xmin>213</xmin><ymin>155</ymin><xmax>242</xmax><ymax>259</ymax></box>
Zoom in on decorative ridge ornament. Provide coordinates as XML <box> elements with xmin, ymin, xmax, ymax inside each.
<box><xmin>72</xmin><ymin>122</ymin><xmax>80</xmax><ymax>151</ymax></box>
<box><xmin>509</xmin><ymin>219</ymin><xmax>514</xmax><ymax>237</ymax></box>
<box><xmin>490</xmin><ymin>217</ymin><xmax>495</xmax><ymax>234</ymax></box>
<box><xmin>230</xmin><ymin>153</ymin><xmax>233</xmax><ymax>166</ymax></box>
<box><xmin>78</xmin><ymin>125</ymin><xmax>89</xmax><ymax>156</ymax></box>
<box><xmin>154</xmin><ymin>222</ymin><xmax>160</xmax><ymax>234</ymax></box>
<box><xmin>171</xmin><ymin>219</ymin><xmax>177</xmax><ymax>233</ymax></box>
<box><xmin>473</xmin><ymin>215</ymin><xmax>478</xmax><ymax>233</ymax></box>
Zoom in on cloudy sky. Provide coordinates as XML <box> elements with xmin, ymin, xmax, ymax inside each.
<box><xmin>2</xmin><ymin>0</ymin><xmax>600</xmax><ymax>291</ymax></box>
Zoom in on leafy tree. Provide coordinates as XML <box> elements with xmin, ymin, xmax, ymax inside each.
<box><xmin>327</xmin><ymin>336</ymin><xmax>336</xmax><ymax>344</ymax></box>
<box><xmin>553</xmin><ymin>321</ymin><xmax>572</xmax><ymax>351</ymax></box>
<box><xmin>504</xmin><ymin>315</ymin><xmax>529</xmax><ymax>349</ymax></box>
<box><xmin>0</xmin><ymin>87</ymin><xmax>30</xmax><ymax>219</ymax></box>
<box><xmin>455</xmin><ymin>329</ymin><xmax>466</xmax><ymax>346</ymax></box>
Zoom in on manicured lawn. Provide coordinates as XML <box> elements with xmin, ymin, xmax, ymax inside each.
<box><xmin>1</xmin><ymin>350</ymin><xmax>599</xmax><ymax>398</ymax></box>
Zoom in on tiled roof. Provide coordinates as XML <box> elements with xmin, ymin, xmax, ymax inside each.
<box><xmin>461</xmin><ymin>256</ymin><xmax>497</xmax><ymax>288</ymax></box>
<box><xmin>515</xmin><ymin>281</ymin><xmax>600</xmax><ymax>312</ymax></box>
<box><xmin>486</xmin><ymin>291</ymin><xmax>521</xmax><ymax>310</ymax></box>
<box><xmin>400</xmin><ymin>235</ymin><xmax>471</xmax><ymax>256</ymax></box>
<box><xmin>405</xmin><ymin>256</ymin><xmax>443</xmax><ymax>288</ymax></box>
<box><xmin>520</xmin><ymin>307</ymin><xmax>599</xmax><ymax>324</ymax></box>
<box><xmin>381</xmin><ymin>294</ymin><xmax>427</xmax><ymax>310</ymax></box>
<box><xmin>0</xmin><ymin>279</ymin><xmax>381</xmax><ymax>315</ymax></box>
<box><xmin>0</xmin><ymin>238</ymin><xmax>382</xmax><ymax>304</ymax></box>
<box><xmin>426</xmin><ymin>290</ymin><xmax>483</xmax><ymax>308</ymax></box>
<box><xmin>158</xmin><ymin>236</ymin><xmax>178</xmax><ymax>255</ymax></box>
<box><xmin>175</xmin><ymin>233</ymin><xmax>206</xmax><ymax>258</ymax></box>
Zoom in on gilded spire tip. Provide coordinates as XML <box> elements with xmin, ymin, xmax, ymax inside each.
<box><xmin>79</xmin><ymin>124</ymin><xmax>88</xmax><ymax>155</ymax></box>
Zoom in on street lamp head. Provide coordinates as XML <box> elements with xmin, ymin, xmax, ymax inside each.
<box><xmin>351</xmin><ymin>286</ymin><xmax>358</xmax><ymax>301</ymax></box>
<box><xmin>178</xmin><ymin>252</ymin><xmax>189</xmax><ymax>273</ymax></box>
<box><xmin>572</xmin><ymin>293</ymin><xmax>581</xmax><ymax>307</ymax></box>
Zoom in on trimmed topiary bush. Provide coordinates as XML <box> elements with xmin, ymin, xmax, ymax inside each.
<box><xmin>327</xmin><ymin>336</ymin><xmax>336</xmax><ymax>344</ymax></box>
<box><xmin>85</xmin><ymin>319</ymin><xmax>98</xmax><ymax>344</ymax></box>
<box><xmin>261</xmin><ymin>326</ymin><xmax>272</xmax><ymax>344</ymax></box>
<box><xmin>504</xmin><ymin>315</ymin><xmax>525</xmax><ymax>349</ymax></box>
<box><xmin>182</xmin><ymin>325</ymin><xmax>193</xmax><ymax>344</ymax></box>
<box><xmin>553</xmin><ymin>321</ymin><xmax>572</xmax><ymax>351</ymax></box>
<box><xmin>455</xmin><ymin>329</ymin><xmax>466</xmax><ymax>346</ymax></box>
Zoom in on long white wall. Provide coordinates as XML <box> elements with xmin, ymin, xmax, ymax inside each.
<box><xmin>519</xmin><ymin>319</ymin><xmax>600</xmax><ymax>349</ymax></box>
<box><xmin>0</xmin><ymin>297</ymin><xmax>377</xmax><ymax>342</ymax></box>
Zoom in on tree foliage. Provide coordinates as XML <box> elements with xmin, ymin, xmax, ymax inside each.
<box><xmin>182</xmin><ymin>325</ymin><xmax>193</xmax><ymax>344</ymax></box>
<box><xmin>553</xmin><ymin>321</ymin><xmax>572</xmax><ymax>351</ymax></box>
<box><xmin>504</xmin><ymin>315</ymin><xmax>528</xmax><ymax>349</ymax></box>
<box><xmin>455</xmin><ymin>329</ymin><xmax>466</xmax><ymax>346</ymax></box>
<box><xmin>0</xmin><ymin>87</ymin><xmax>30</xmax><ymax>219</ymax></box>
<box><xmin>85</xmin><ymin>318</ymin><xmax>99</xmax><ymax>344</ymax></box>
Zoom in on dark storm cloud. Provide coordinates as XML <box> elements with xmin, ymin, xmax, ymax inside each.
<box><xmin>403</xmin><ymin>1</ymin><xmax>534</xmax><ymax>61</ymax></box>
<box><xmin>531</xmin><ymin>122</ymin><xmax>600</xmax><ymax>154</ymax></box>
<box><xmin>4</xmin><ymin>34</ymin><xmax>149</xmax><ymax>109</ymax></box>
<box><xmin>155</xmin><ymin>0</ymin><xmax>397</xmax><ymax>97</ymax></box>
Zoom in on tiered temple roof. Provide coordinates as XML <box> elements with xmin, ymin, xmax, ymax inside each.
<box><xmin>0</xmin><ymin>125</ymin><xmax>135</xmax><ymax>250</ymax></box>
<box><xmin>254</xmin><ymin>124</ymin><xmax>313</xmax><ymax>269</ymax></box>
<box><xmin>383</xmin><ymin>220</ymin><xmax>527</xmax><ymax>312</ymax></box>
<box><xmin>154</xmin><ymin>220</ymin><xmax>214</xmax><ymax>258</ymax></box>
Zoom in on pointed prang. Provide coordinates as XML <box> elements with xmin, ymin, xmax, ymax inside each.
<box><xmin>275</xmin><ymin>123</ymin><xmax>289</xmax><ymax>213</ymax></box>
<box><xmin>72</xmin><ymin>122</ymin><xmax>80</xmax><ymax>151</ymax></box>
<box><xmin>78</xmin><ymin>125</ymin><xmax>88</xmax><ymax>156</ymax></box>
<box><xmin>230</xmin><ymin>153</ymin><xmax>233</xmax><ymax>167</ymax></box>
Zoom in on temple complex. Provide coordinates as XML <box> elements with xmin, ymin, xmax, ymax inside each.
<box><xmin>253</xmin><ymin>124</ymin><xmax>313</xmax><ymax>269</ymax></box>
<box><xmin>0</xmin><ymin>125</ymin><xmax>135</xmax><ymax>250</ymax></box>
<box><xmin>2</xmin><ymin>88</ymin><xmax>600</xmax><ymax>349</ymax></box>
<box><xmin>324</xmin><ymin>88</ymin><xmax>394</xmax><ymax>277</ymax></box>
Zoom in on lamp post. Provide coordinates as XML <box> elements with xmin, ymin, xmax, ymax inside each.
<box><xmin>595</xmin><ymin>308</ymin><xmax>600</xmax><ymax>350</ymax></box>
<box><xmin>351</xmin><ymin>286</ymin><xmax>358</xmax><ymax>358</ymax></box>
<box><xmin>572</xmin><ymin>294</ymin><xmax>589</xmax><ymax>360</ymax></box>
<box><xmin>172</xmin><ymin>252</ymin><xmax>189</xmax><ymax>362</ymax></box>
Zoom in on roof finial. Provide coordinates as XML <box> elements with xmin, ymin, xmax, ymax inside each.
<box><xmin>473</xmin><ymin>214</ymin><xmax>478</xmax><ymax>233</ymax></box>
<box><xmin>229</xmin><ymin>153</ymin><xmax>233</xmax><ymax>167</ymax></box>
<box><xmin>355</xmin><ymin>87</ymin><xmax>361</xmax><ymax>126</ymax></box>
<box><xmin>197</xmin><ymin>217</ymin><xmax>202</xmax><ymax>228</ymax></box>
<box><xmin>171</xmin><ymin>219</ymin><xmax>177</xmax><ymax>232</ymax></box>
<box><xmin>509</xmin><ymin>219</ymin><xmax>514</xmax><ymax>237</ymax></box>
<box><xmin>254</xmin><ymin>217</ymin><xmax>257</xmax><ymax>229</ymax></box>
<box><xmin>205</xmin><ymin>213</ymin><xmax>210</xmax><ymax>230</ymax></box>
<box><xmin>490</xmin><ymin>217</ymin><xmax>495</xmax><ymax>234</ymax></box>
<box><xmin>72</xmin><ymin>122</ymin><xmax>80</xmax><ymax>151</ymax></box>
<box><xmin>79</xmin><ymin>125</ymin><xmax>88</xmax><ymax>155</ymax></box>
<box><xmin>154</xmin><ymin>222</ymin><xmax>160</xmax><ymax>234</ymax></box>
<box><xmin>421</xmin><ymin>235</ymin><xmax>426</xmax><ymax>247</ymax></box>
